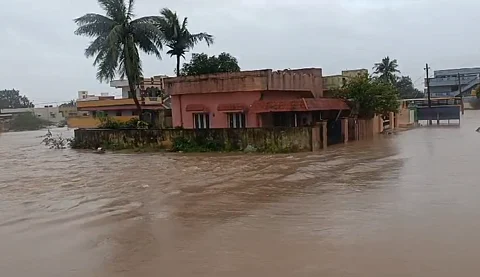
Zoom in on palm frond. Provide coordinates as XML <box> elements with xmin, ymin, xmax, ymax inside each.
<box><xmin>159</xmin><ymin>8</ymin><xmax>178</xmax><ymax>22</ymax></box>
<box><xmin>85</xmin><ymin>36</ymin><xmax>106</xmax><ymax>58</ymax></box>
<box><xmin>131</xmin><ymin>22</ymin><xmax>163</xmax><ymax>58</ymax></box>
<box><xmin>181</xmin><ymin>17</ymin><xmax>188</xmax><ymax>31</ymax></box>
<box><xmin>97</xmin><ymin>0</ymin><xmax>127</xmax><ymax>22</ymax></box>
<box><xmin>74</xmin><ymin>13</ymin><xmax>115</xmax><ymax>37</ymax></box>
<box><xmin>119</xmin><ymin>38</ymin><xmax>142</xmax><ymax>84</ymax></box>
<box><xmin>190</xmin><ymin>32</ymin><xmax>214</xmax><ymax>47</ymax></box>
<box><xmin>126</xmin><ymin>0</ymin><xmax>135</xmax><ymax>19</ymax></box>
<box><xmin>96</xmin><ymin>42</ymin><xmax>122</xmax><ymax>82</ymax></box>
<box><xmin>88</xmin><ymin>24</ymin><xmax>123</xmax><ymax>82</ymax></box>
<box><xmin>106</xmin><ymin>24</ymin><xmax>124</xmax><ymax>48</ymax></box>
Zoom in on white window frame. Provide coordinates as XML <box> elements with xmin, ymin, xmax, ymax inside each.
<box><xmin>193</xmin><ymin>113</ymin><xmax>209</xmax><ymax>129</ymax></box>
<box><xmin>227</xmin><ymin>113</ymin><xmax>246</xmax><ymax>128</ymax></box>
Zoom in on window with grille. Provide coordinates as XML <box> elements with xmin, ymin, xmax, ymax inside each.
<box><xmin>228</xmin><ymin>113</ymin><xmax>246</xmax><ymax>128</ymax></box>
<box><xmin>193</xmin><ymin>113</ymin><xmax>210</xmax><ymax>129</ymax></box>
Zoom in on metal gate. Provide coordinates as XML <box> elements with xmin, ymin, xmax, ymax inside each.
<box><xmin>416</xmin><ymin>106</ymin><xmax>461</xmax><ymax>121</ymax></box>
<box><xmin>327</xmin><ymin>119</ymin><xmax>343</xmax><ymax>145</ymax></box>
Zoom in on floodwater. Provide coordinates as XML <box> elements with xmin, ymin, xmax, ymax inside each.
<box><xmin>1</xmin><ymin>112</ymin><xmax>480</xmax><ymax>277</ymax></box>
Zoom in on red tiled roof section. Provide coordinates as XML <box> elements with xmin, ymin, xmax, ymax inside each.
<box><xmin>185</xmin><ymin>104</ymin><xmax>208</xmax><ymax>112</ymax></box>
<box><xmin>217</xmin><ymin>103</ymin><xmax>247</xmax><ymax>112</ymax></box>
<box><xmin>250</xmin><ymin>98</ymin><xmax>349</xmax><ymax>113</ymax></box>
<box><xmin>305</xmin><ymin>98</ymin><xmax>350</xmax><ymax>111</ymax></box>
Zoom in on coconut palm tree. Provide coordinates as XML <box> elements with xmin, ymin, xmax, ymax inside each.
<box><xmin>373</xmin><ymin>56</ymin><xmax>400</xmax><ymax>84</ymax></box>
<box><xmin>155</xmin><ymin>8</ymin><xmax>214</xmax><ymax>76</ymax></box>
<box><xmin>74</xmin><ymin>0</ymin><xmax>164</xmax><ymax>114</ymax></box>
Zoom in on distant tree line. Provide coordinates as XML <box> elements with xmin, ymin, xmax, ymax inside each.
<box><xmin>180</xmin><ymin>52</ymin><xmax>240</xmax><ymax>76</ymax></box>
<box><xmin>336</xmin><ymin>56</ymin><xmax>425</xmax><ymax>118</ymax></box>
<box><xmin>373</xmin><ymin>56</ymin><xmax>424</xmax><ymax>99</ymax></box>
<box><xmin>0</xmin><ymin>89</ymin><xmax>34</xmax><ymax>109</ymax></box>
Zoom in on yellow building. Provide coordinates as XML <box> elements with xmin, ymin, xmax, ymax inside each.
<box><xmin>59</xmin><ymin>106</ymin><xmax>79</xmax><ymax>118</ymax></box>
<box><xmin>323</xmin><ymin>69</ymin><xmax>368</xmax><ymax>91</ymax></box>
<box><xmin>68</xmin><ymin>96</ymin><xmax>169</xmax><ymax>128</ymax></box>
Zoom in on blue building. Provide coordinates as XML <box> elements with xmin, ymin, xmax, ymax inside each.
<box><xmin>427</xmin><ymin>67</ymin><xmax>480</xmax><ymax>97</ymax></box>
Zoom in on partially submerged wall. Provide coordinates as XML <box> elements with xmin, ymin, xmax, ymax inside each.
<box><xmin>73</xmin><ymin>127</ymin><xmax>314</xmax><ymax>153</ymax></box>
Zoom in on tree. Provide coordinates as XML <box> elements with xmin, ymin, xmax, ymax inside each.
<box><xmin>394</xmin><ymin>76</ymin><xmax>424</xmax><ymax>99</ymax></box>
<box><xmin>336</xmin><ymin>74</ymin><xmax>399</xmax><ymax>118</ymax></box>
<box><xmin>155</xmin><ymin>8</ymin><xmax>214</xmax><ymax>76</ymax></box>
<box><xmin>74</xmin><ymin>0</ymin><xmax>163</xmax><ymax>115</ymax></box>
<box><xmin>0</xmin><ymin>89</ymin><xmax>34</xmax><ymax>109</ymax></box>
<box><xmin>373</xmin><ymin>56</ymin><xmax>400</xmax><ymax>84</ymax></box>
<box><xmin>180</xmin><ymin>52</ymin><xmax>240</xmax><ymax>76</ymax></box>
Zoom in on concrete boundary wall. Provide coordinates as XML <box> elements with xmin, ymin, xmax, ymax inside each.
<box><xmin>73</xmin><ymin>118</ymin><xmax>379</xmax><ymax>152</ymax></box>
<box><xmin>74</xmin><ymin>127</ymin><xmax>314</xmax><ymax>152</ymax></box>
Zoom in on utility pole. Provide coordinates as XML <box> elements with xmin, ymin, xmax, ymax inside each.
<box><xmin>425</xmin><ymin>63</ymin><xmax>432</xmax><ymax>125</ymax></box>
<box><xmin>425</xmin><ymin>63</ymin><xmax>431</xmax><ymax>108</ymax></box>
<box><xmin>457</xmin><ymin>73</ymin><xmax>462</xmax><ymax>96</ymax></box>
<box><xmin>457</xmin><ymin>73</ymin><xmax>465</xmax><ymax>115</ymax></box>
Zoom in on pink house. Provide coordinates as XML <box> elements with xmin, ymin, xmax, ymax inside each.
<box><xmin>166</xmin><ymin>68</ymin><xmax>349</xmax><ymax>129</ymax></box>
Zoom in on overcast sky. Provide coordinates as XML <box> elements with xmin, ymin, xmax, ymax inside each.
<box><xmin>1</xmin><ymin>0</ymin><xmax>479</xmax><ymax>105</ymax></box>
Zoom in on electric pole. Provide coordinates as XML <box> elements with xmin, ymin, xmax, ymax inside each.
<box><xmin>425</xmin><ymin>63</ymin><xmax>431</xmax><ymax>108</ymax></box>
<box><xmin>457</xmin><ymin>73</ymin><xmax>464</xmax><ymax>115</ymax></box>
<box><xmin>425</xmin><ymin>64</ymin><xmax>432</xmax><ymax>125</ymax></box>
<box><xmin>457</xmin><ymin>73</ymin><xmax>462</xmax><ymax>96</ymax></box>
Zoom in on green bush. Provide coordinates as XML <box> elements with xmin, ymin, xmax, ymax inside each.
<box><xmin>172</xmin><ymin>136</ymin><xmax>222</xmax><ymax>152</ymax></box>
<box><xmin>9</xmin><ymin>113</ymin><xmax>50</xmax><ymax>131</ymax></box>
<box><xmin>98</xmin><ymin>116</ymin><xmax>150</xmax><ymax>129</ymax></box>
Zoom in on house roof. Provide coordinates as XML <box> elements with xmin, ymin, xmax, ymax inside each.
<box><xmin>217</xmin><ymin>103</ymin><xmax>247</xmax><ymax>112</ymax></box>
<box><xmin>78</xmin><ymin>105</ymin><xmax>166</xmax><ymax>111</ymax></box>
<box><xmin>250</xmin><ymin>98</ymin><xmax>349</xmax><ymax>113</ymax></box>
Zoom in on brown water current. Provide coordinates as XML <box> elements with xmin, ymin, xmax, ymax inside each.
<box><xmin>1</xmin><ymin>112</ymin><xmax>480</xmax><ymax>276</ymax></box>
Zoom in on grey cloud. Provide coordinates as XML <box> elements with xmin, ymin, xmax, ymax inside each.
<box><xmin>1</xmin><ymin>0</ymin><xmax>479</xmax><ymax>104</ymax></box>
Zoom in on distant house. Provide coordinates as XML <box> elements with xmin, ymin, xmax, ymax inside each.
<box><xmin>0</xmin><ymin>106</ymin><xmax>65</xmax><ymax>123</ymax></box>
<box><xmin>323</xmin><ymin>69</ymin><xmax>368</xmax><ymax>96</ymax></box>
<box><xmin>427</xmin><ymin>67</ymin><xmax>480</xmax><ymax>97</ymax></box>
<box><xmin>59</xmin><ymin>105</ymin><xmax>78</xmax><ymax>119</ymax></box>
<box><xmin>0</xmin><ymin>113</ymin><xmax>12</xmax><ymax>132</ymax></box>
<box><xmin>68</xmin><ymin>91</ymin><xmax>171</xmax><ymax>129</ymax></box>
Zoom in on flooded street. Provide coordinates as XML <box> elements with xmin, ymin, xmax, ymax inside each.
<box><xmin>2</xmin><ymin>112</ymin><xmax>480</xmax><ymax>277</ymax></box>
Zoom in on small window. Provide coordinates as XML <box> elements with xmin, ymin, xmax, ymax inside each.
<box><xmin>116</xmin><ymin>111</ymin><xmax>122</xmax><ymax>116</ymax></box>
<box><xmin>132</xmin><ymin>111</ymin><xmax>138</xmax><ymax>116</ymax></box>
<box><xmin>193</xmin><ymin>113</ymin><xmax>209</xmax><ymax>129</ymax></box>
<box><xmin>228</xmin><ymin>113</ymin><xmax>246</xmax><ymax>128</ymax></box>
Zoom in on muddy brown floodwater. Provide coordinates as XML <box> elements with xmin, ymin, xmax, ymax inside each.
<box><xmin>1</xmin><ymin>112</ymin><xmax>480</xmax><ymax>277</ymax></box>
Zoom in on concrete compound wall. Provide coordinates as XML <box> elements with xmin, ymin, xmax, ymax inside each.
<box><xmin>74</xmin><ymin>127</ymin><xmax>314</xmax><ymax>153</ymax></box>
<box><xmin>73</xmin><ymin>117</ymin><xmax>382</xmax><ymax>153</ymax></box>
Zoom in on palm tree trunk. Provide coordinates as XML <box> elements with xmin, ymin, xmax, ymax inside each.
<box><xmin>128</xmin><ymin>80</ymin><xmax>142</xmax><ymax>119</ymax></box>
<box><xmin>176</xmin><ymin>55</ymin><xmax>181</xmax><ymax>77</ymax></box>
<box><xmin>123</xmin><ymin>38</ymin><xmax>143</xmax><ymax>120</ymax></box>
